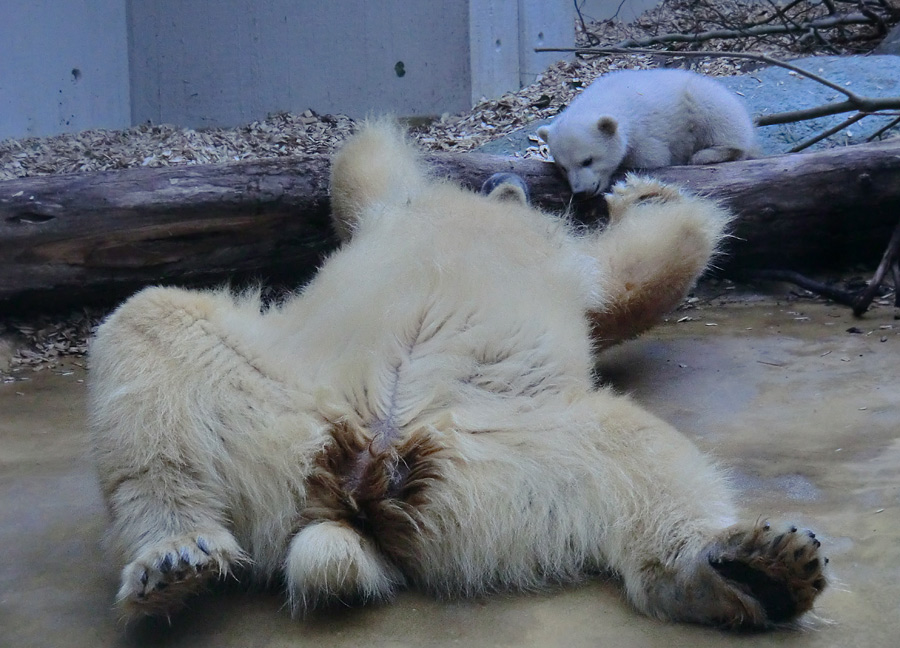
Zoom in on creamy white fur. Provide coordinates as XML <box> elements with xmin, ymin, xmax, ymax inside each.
<box><xmin>88</xmin><ymin>120</ymin><xmax>824</xmax><ymax>629</ymax></box>
<box><xmin>537</xmin><ymin>69</ymin><xmax>757</xmax><ymax>195</ymax></box>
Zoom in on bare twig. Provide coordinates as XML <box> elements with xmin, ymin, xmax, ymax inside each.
<box><xmin>746</xmin><ymin>218</ymin><xmax>900</xmax><ymax>317</ymax></box>
<box><xmin>756</xmin><ymin>99</ymin><xmax>900</xmax><ymax>126</ymax></box>
<box><xmin>574</xmin><ymin>1</ymin><xmax>601</xmax><ymax>47</ymax></box>
<box><xmin>765</xmin><ymin>0</ymin><xmax>805</xmax><ymax>47</ymax></box>
<box><xmin>892</xmin><ymin>262</ymin><xmax>900</xmax><ymax>307</ymax></box>
<box><xmin>744</xmin><ymin>270</ymin><xmax>858</xmax><ymax>307</ymax></box>
<box><xmin>789</xmin><ymin>112</ymin><xmax>867</xmax><ymax>152</ymax></box>
<box><xmin>746</xmin><ymin>0</ymin><xmax>810</xmax><ymax>28</ymax></box>
<box><xmin>537</xmin><ymin>46</ymin><xmax>861</xmax><ymax>99</ymax></box>
<box><xmin>858</xmin><ymin>0</ymin><xmax>890</xmax><ymax>33</ymax></box>
<box><xmin>851</xmin><ymin>217</ymin><xmax>900</xmax><ymax>316</ymax></box>
<box><xmin>867</xmin><ymin>114</ymin><xmax>900</xmax><ymax>141</ymax></box>
<box><xmin>611</xmin><ymin>12</ymin><xmax>878</xmax><ymax>49</ymax></box>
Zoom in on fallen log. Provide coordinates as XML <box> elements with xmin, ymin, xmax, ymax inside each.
<box><xmin>2</xmin><ymin>138</ymin><xmax>900</xmax><ymax>310</ymax></box>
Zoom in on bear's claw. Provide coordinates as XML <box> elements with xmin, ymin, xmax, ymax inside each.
<box><xmin>117</xmin><ymin>529</ymin><xmax>246</xmax><ymax>619</ymax></box>
<box><xmin>706</xmin><ymin>521</ymin><xmax>827</xmax><ymax>625</ymax></box>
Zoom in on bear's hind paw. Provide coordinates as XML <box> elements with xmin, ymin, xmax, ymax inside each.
<box><xmin>707</xmin><ymin>521</ymin><xmax>827</xmax><ymax>626</ymax></box>
<box><xmin>117</xmin><ymin>528</ymin><xmax>247</xmax><ymax>620</ymax></box>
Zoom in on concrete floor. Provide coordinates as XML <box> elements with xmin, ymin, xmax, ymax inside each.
<box><xmin>2</xmin><ymin>290</ymin><xmax>898</xmax><ymax>648</ymax></box>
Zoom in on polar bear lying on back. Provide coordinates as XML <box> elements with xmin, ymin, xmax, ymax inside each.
<box><xmin>537</xmin><ymin>69</ymin><xmax>757</xmax><ymax>196</ymax></box>
<box><xmin>89</xmin><ymin>120</ymin><xmax>825</xmax><ymax>630</ymax></box>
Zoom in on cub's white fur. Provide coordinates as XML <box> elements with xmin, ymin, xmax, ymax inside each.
<box><xmin>89</xmin><ymin>120</ymin><xmax>824</xmax><ymax>630</ymax></box>
<box><xmin>537</xmin><ymin>68</ymin><xmax>757</xmax><ymax>195</ymax></box>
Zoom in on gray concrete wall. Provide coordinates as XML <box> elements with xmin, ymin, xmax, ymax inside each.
<box><xmin>129</xmin><ymin>0</ymin><xmax>576</xmax><ymax>128</ymax></box>
<box><xmin>1</xmin><ymin>0</ymin><xmax>579</xmax><ymax>139</ymax></box>
<box><xmin>519</xmin><ymin>0</ymin><xmax>575</xmax><ymax>86</ymax></box>
<box><xmin>128</xmin><ymin>1</ymin><xmax>476</xmax><ymax>127</ymax></box>
<box><xmin>469</xmin><ymin>0</ymin><xmax>520</xmax><ymax>104</ymax></box>
<box><xmin>578</xmin><ymin>0</ymin><xmax>660</xmax><ymax>23</ymax></box>
<box><xmin>0</xmin><ymin>0</ymin><xmax>131</xmax><ymax>140</ymax></box>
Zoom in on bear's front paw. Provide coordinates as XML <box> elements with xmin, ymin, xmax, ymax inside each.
<box><xmin>707</xmin><ymin>521</ymin><xmax>827</xmax><ymax>625</ymax></box>
<box><xmin>117</xmin><ymin>528</ymin><xmax>247</xmax><ymax>620</ymax></box>
<box><xmin>605</xmin><ymin>175</ymin><xmax>685</xmax><ymax>222</ymax></box>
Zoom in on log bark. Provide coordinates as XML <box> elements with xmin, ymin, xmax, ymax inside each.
<box><xmin>2</xmin><ymin>139</ymin><xmax>900</xmax><ymax>309</ymax></box>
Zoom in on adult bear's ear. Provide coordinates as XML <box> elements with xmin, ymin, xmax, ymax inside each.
<box><xmin>597</xmin><ymin>116</ymin><xmax>617</xmax><ymax>137</ymax></box>
<box><xmin>536</xmin><ymin>125</ymin><xmax>551</xmax><ymax>143</ymax></box>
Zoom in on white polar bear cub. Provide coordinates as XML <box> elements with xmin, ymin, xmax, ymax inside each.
<box><xmin>89</xmin><ymin>120</ymin><xmax>825</xmax><ymax>631</ymax></box>
<box><xmin>537</xmin><ymin>68</ymin><xmax>757</xmax><ymax>196</ymax></box>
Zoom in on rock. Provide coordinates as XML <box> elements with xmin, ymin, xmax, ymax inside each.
<box><xmin>874</xmin><ymin>23</ymin><xmax>900</xmax><ymax>55</ymax></box>
<box><xmin>476</xmin><ymin>119</ymin><xmax>551</xmax><ymax>156</ymax></box>
<box><xmin>718</xmin><ymin>55</ymin><xmax>900</xmax><ymax>154</ymax></box>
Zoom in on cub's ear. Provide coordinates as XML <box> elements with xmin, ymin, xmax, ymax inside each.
<box><xmin>597</xmin><ymin>116</ymin><xmax>617</xmax><ymax>137</ymax></box>
<box><xmin>536</xmin><ymin>125</ymin><xmax>551</xmax><ymax>143</ymax></box>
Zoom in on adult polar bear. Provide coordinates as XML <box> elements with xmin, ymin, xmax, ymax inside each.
<box><xmin>537</xmin><ymin>69</ymin><xmax>757</xmax><ymax>196</ymax></box>
<box><xmin>89</xmin><ymin>120</ymin><xmax>824</xmax><ymax>629</ymax></box>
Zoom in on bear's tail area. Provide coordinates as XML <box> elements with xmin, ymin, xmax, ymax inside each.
<box><xmin>288</xmin><ymin>421</ymin><xmax>449</xmax><ymax>612</ymax></box>
<box><xmin>329</xmin><ymin>118</ymin><xmax>430</xmax><ymax>242</ymax></box>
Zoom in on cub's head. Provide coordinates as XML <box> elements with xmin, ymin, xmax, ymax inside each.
<box><xmin>537</xmin><ymin>115</ymin><xmax>625</xmax><ymax>198</ymax></box>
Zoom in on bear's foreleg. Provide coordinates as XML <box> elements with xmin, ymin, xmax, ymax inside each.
<box><xmin>578</xmin><ymin>176</ymin><xmax>732</xmax><ymax>348</ymax></box>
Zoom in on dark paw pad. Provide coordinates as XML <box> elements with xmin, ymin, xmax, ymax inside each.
<box><xmin>708</xmin><ymin>522</ymin><xmax>827</xmax><ymax>624</ymax></box>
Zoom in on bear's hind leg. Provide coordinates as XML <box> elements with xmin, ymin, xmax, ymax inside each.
<box><xmin>569</xmin><ymin>392</ymin><xmax>827</xmax><ymax>628</ymax></box>
<box><xmin>115</xmin><ymin>527</ymin><xmax>245</xmax><ymax>619</ymax></box>
<box><xmin>89</xmin><ymin>286</ymin><xmax>300</xmax><ymax>619</ymax></box>
<box><xmin>640</xmin><ymin>521</ymin><xmax>827</xmax><ymax>628</ymax></box>
<box><xmin>405</xmin><ymin>390</ymin><xmax>825</xmax><ymax>628</ymax></box>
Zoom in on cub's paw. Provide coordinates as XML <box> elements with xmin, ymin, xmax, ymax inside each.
<box><xmin>689</xmin><ymin>145</ymin><xmax>747</xmax><ymax>165</ymax></box>
<box><xmin>480</xmin><ymin>172</ymin><xmax>530</xmax><ymax>205</ymax></box>
<box><xmin>707</xmin><ymin>521</ymin><xmax>827</xmax><ymax>626</ymax></box>
<box><xmin>605</xmin><ymin>175</ymin><xmax>685</xmax><ymax>222</ymax></box>
<box><xmin>117</xmin><ymin>528</ymin><xmax>247</xmax><ymax>619</ymax></box>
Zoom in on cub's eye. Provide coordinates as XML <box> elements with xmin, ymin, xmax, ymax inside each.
<box><xmin>580</xmin><ymin>157</ymin><xmax>593</xmax><ymax>168</ymax></box>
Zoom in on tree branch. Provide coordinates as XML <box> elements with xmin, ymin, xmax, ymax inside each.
<box><xmin>537</xmin><ymin>46</ymin><xmax>862</xmax><ymax>100</ymax></box>
<box><xmin>609</xmin><ymin>12</ymin><xmax>879</xmax><ymax>49</ymax></box>
<box><xmin>789</xmin><ymin>111</ymin><xmax>867</xmax><ymax>152</ymax></box>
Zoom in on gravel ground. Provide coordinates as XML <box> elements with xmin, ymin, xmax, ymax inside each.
<box><xmin>1</xmin><ymin>0</ymin><xmax>895</xmax><ymax>378</ymax></box>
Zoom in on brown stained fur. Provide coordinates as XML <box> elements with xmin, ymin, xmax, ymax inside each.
<box><xmin>302</xmin><ymin>421</ymin><xmax>453</xmax><ymax>565</ymax></box>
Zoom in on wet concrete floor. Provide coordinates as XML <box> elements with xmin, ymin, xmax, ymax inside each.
<box><xmin>1</xmin><ymin>289</ymin><xmax>898</xmax><ymax>647</ymax></box>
